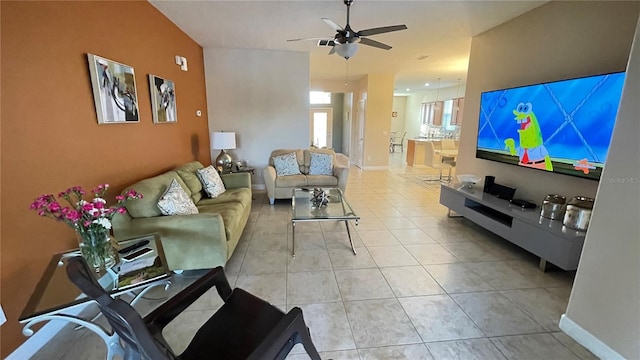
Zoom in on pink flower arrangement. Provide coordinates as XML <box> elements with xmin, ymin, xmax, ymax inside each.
<box><xmin>30</xmin><ymin>184</ymin><xmax>143</xmax><ymax>232</ymax></box>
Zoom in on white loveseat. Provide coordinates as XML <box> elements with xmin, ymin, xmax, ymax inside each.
<box><xmin>263</xmin><ymin>148</ymin><xmax>349</xmax><ymax>204</ymax></box>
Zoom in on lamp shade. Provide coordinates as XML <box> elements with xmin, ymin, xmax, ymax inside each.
<box><xmin>211</xmin><ymin>132</ymin><xmax>236</xmax><ymax>150</ymax></box>
<box><xmin>335</xmin><ymin>43</ymin><xmax>358</xmax><ymax>59</ymax></box>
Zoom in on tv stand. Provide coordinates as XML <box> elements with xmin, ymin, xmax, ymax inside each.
<box><xmin>439</xmin><ymin>184</ymin><xmax>586</xmax><ymax>271</ymax></box>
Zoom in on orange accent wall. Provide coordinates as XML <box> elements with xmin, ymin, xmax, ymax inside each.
<box><xmin>0</xmin><ymin>2</ymin><xmax>210</xmax><ymax>355</ymax></box>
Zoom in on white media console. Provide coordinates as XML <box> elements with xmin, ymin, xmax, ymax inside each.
<box><xmin>439</xmin><ymin>183</ymin><xmax>586</xmax><ymax>271</ymax></box>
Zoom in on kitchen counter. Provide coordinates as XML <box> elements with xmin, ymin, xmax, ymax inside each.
<box><xmin>406</xmin><ymin>138</ymin><xmax>441</xmax><ymax>166</ymax></box>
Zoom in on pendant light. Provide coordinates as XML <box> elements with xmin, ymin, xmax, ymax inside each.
<box><xmin>455</xmin><ymin>78</ymin><xmax>461</xmax><ymax>110</ymax></box>
<box><xmin>434</xmin><ymin>77</ymin><xmax>441</xmax><ymax>109</ymax></box>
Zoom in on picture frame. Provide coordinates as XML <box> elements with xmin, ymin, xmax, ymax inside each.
<box><xmin>148</xmin><ymin>74</ymin><xmax>177</xmax><ymax>123</ymax></box>
<box><xmin>87</xmin><ymin>54</ymin><xmax>140</xmax><ymax>124</ymax></box>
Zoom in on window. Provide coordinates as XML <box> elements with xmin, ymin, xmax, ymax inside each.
<box><xmin>309</xmin><ymin>91</ymin><xmax>331</xmax><ymax>105</ymax></box>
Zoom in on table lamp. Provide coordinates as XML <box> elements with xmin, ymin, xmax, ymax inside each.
<box><xmin>211</xmin><ymin>132</ymin><xmax>236</xmax><ymax>171</ymax></box>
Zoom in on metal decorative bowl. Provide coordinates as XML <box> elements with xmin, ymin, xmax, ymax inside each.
<box><xmin>457</xmin><ymin>174</ymin><xmax>481</xmax><ymax>188</ymax></box>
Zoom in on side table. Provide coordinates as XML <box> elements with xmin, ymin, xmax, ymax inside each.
<box><xmin>222</xmin><ymin>167</ymin><xmax>255</xmax><ymax>175</ymax></box>
<box><xmin>19</xmin><ymin>233</ymin><xmax>171</xmax><ymax>360</ymax></box>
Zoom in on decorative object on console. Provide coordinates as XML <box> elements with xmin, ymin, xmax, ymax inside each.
<box><xmin>457</xmin><ymin>174</ymin><xmax>481</xmax><ymax>189</ymax></box>
<box><xmin>211</xmin><ymin>132</ymin><xmax>236</xmax><ymax>171</ymax></box>
<box><xmin>541</xmin><ymin>194</ymin><xmax>567</xmax><ymax>220</ymax></box>
<box><xmin>87</xmin><ymin>54</ymin><xmax>139</xmax><ymax>124</ymax></box>
<box><xmin>148</xmin><ymin>74</ymin><xmax>176</xmax><ymax>123</ymax></box>
<box><xmin>563</xmin><ymin>196</ymin><xmax>594</xmax><ymax>231</ymax></box>
<box><xmin>489</xmin><ymin>182</ymin><xmax>516</xmax><ymax>200</ymax></box>
<box><xmin>483</xmin><ymin>176</ymin><xmax>495</xmax><ymax>193</ymax></box>
<box><xmin>311</xmin><ymin>188</ymin><xmax>329</xmax><ymax>208</ymax></box>
<box><xmin>29</xmin><ymin>184</ymin><xmax>143</xmax><ymax>272</ymax></box>
<box><xmin>509</xmin><ymin>199</ymin><xmax>537</xmax><ymax>209</ymax></box>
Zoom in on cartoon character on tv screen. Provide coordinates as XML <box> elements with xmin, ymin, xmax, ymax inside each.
<box><xmin>504</xmin><ymin>102</ymin><xmax>553</xmax><ymax>171</ymax></box>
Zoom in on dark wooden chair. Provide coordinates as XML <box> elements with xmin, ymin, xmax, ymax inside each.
<box><xmin>66</xmin><ymin>257</ymin><xmax>321</xmax><ymax>360</ymax></box>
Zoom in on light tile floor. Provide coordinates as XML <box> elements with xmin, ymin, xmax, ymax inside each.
<box><xmin>31</xmin><ymin>153</ymin><xmax>597</xmax><ymax>360</ymax></box>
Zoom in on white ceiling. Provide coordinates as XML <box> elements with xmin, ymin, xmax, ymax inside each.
<box><xmin>150</xmin><ymin>0</ymin><xmax>546</xmax><ymax>93</ymax></box>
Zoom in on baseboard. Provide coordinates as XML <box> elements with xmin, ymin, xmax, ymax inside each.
<box><xmin>559</xmin><ymin>314</ymin><xmax>625</xmax><ymax>360</ymax></box>
<box><xmin>252</xmin><ymin>184</ymin><xmax>266</xmax><ymax>191</ymax></box>
<box><xmin>361</xmin><ymin>165</ymin><xmax>389</xmax><ymax>171</ymax></box>
<box><xmin>7</xmin><ymin>303</ymin><xmax>91</xmax><ymax>360</ymax></box>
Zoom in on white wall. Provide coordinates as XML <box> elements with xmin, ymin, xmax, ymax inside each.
<box><xmin>456</xmin><ymin>1</ymin><xmax>639</xmax><ymax>202</ymax></box>
<box><xmin>562</xmin><ymin>17</ymin><xmax>639</xmax><ymax>360</ymax></box>
<box><xmin>204</xmin><ymin>48</ymin><xmax>310</xmax><ymax>186</ymax></box>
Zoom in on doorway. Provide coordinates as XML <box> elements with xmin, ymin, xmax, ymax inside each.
<box><xmin>352</xmin><ymin>99</ymin><xmax>366</xmax><ymax>168</ymax></box>
<box><xmin>310</xmin><ymin>108</ymin><xmax>333</xmax><ymax>148</ymax></box>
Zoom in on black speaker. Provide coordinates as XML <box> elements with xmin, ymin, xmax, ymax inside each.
<box><xmin>483</xmin><ymin>176</ymin><xmax>495</xmax><ymax>193</ymax></box>
<box><xmin>490</xmin><ymin>183</ymin><xmax>517</xmax><ymax>200</ymax></box>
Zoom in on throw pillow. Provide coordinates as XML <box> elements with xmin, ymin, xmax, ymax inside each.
<box><xmin>309</xmin><ymin>152</ymin><xmax>333</xmax><ymax>175</ymax></box>
<box><xmin>196</xmin><ymin>165</ymin><xmax>227</xmax><ymax>198</ymax></box>
<box><xmin>196</xmin><ymin>165</ymin><xmax>227</xmax><ymax>199</ymax></box>
<box><xmin>273</xmin><ymin>152</ymin><xmax>301</xmax><ymax>176</ymax></box>
<box><xmin>157</xmin><ymin>179</ymin><xmax>199</xmax><ymax>216</ymax></box>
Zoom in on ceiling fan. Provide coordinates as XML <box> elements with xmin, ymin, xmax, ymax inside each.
<box><xmin>287</xmin><ymin>0</ymin><xmax>407</xmax><ymax>59</ymax></box>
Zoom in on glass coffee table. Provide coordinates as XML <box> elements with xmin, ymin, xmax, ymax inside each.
<box><xmin>19</xmin><ymin>233</ymin><xmax>171</xmax><ymax>360</ymax></box>
<box><xmin>291</xmin><ymin>187</ymin><xmax>359</xmax><ymax>257</ymax></box>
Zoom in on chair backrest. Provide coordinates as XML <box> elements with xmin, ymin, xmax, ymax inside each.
<box><xmin>66</xmin><ymin>257</ymin><xmax>174</xmax><ymax>360</ymax></box>
<box><xmin>393</xmin><ymin>132</ymin><xmax>407</xmax><ymax>145</ymax></box>
<box><xmin>441</xmin><ymin>139</ymin><xmax>456</xmax><ymax>150</ymax></box>
<box><xmin>424</xmin><ymin>141</ymin><xmax>437</xmax><ymax>167</ymax></box>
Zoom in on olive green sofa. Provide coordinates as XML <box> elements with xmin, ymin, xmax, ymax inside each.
<box><xmin>113</xmin><ymin>161</ymin><xmax>251</xmax><ymax>271</ymax></box>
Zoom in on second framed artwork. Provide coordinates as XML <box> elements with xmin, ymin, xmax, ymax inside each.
<box><xmin>149</xmin><ymin>74</ymin><xmax>177</xmax><ymax>123</ymax></box>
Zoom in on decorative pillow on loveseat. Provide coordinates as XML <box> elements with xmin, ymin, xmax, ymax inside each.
<box><xmin>309</xmin><ymin>152</ymin><xmax>333</xmax><ymax>175</ymax></box>
<box><xmin>196</xmin><ymin>165</ymin><xmax>226</xmax><ymax>198</ymax></box>
<box><xmin>157</xmin><ymin>179</ymin><xmax>199</xmax><ymax>215</ymax></box>
<box><xmin>273</xmin><ymin>152</ymin><xmax>301</xmax><ymax>176</ymax></box>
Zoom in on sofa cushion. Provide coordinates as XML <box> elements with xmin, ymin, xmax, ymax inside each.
<box><xmin>273</xmin><ymin>152</ymin><xmax>302</xmax><ymax>176</ymax></box>
<box><xmin>197</xmin><ymin>188</ymin><xmax>252</xmax><ymax>209</ymax></box>
<box><xmin>157</xmin><ymin>179</ymin><xmax>199</xmax><ymax>216</ymax></box>
<box><xmin>175</xmin><ymin>161</ymin><xmax>205</xmax><ymax>203</ymax></box>
<box><xmin>124</xmin><ymin>171</ymin><xmax>190</xmax><ymax>218</ymax></box>
<box><xmin>197</xmin><ymin>202</ymin><xmax>245</xmax><ymax>243</ymax></box>
<box><xmin>196</xmin><ymin>165</ymin><xmax>226</xmax><ymax>198</ymax></box>
<box><xmin>275</xmin><ymin>174</ymin><xmax>307</xmax><ymax>188</ymax></box>
<box><xmin>305</xmin><ymin>175</ymin><xmax>338</xmax><ymax>187</ymax></box>
<box><xmin>309</xmin><ymin>152</ymin><xmax>333</xmax><ymax>175</ymax></box>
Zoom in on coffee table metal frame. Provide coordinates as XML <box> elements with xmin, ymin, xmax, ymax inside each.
<box><xmin>291</xmin><ymin>187</ymin><xmax>359</xmax><ymax>257</ymax></box>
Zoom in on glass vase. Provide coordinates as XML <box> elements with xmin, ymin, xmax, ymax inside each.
<box><xmin>75</xmin><ymin>228</ymin><xmax>117</xmax><ymax>272</ymax></box>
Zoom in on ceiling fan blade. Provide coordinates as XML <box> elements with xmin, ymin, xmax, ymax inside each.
<box><xmin>322</xmin><ymin>18</ymin><xmax>343</xmax><ymax>31</ymax></box>
<box><xmin>359</xmin><ymin>37</ymin><xmax>392</xmax><ymax>50</ymax></box>
<box><xmin>287</xmin><ymin>37</ymin><xmax>329</xmax><ymax>42</ymax></box>
<box><xmin>357</xmin><ymin>24</ymin><xmax>407</xmax><ymax>37</ymax></box>
<box><xmin>328</xmin><ymin>47</ymin><xmax>336</xmax><ymax>55</ymax></box>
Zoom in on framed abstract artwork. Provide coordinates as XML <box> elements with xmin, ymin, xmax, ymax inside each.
<box><xmin>87</xmin><ymin>54</ymin><xmax>140</xmax><ymax>124</ymax></box>
<box><xmin>149</xmin><ymin>74</ymin><xmax>177</xmax><ymax>123</ymax></box>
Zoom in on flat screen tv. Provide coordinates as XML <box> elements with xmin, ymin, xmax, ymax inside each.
<box><xmin>476</xmin><ymin>71</ymin><xmax>625</xmax><ymax>180</ymax></box>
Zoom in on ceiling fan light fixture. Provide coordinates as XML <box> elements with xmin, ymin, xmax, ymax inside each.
<box><xmin>335</xmin><ymin>43</ymin><xmax>358</xmax><ymax>59</ymax></box>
